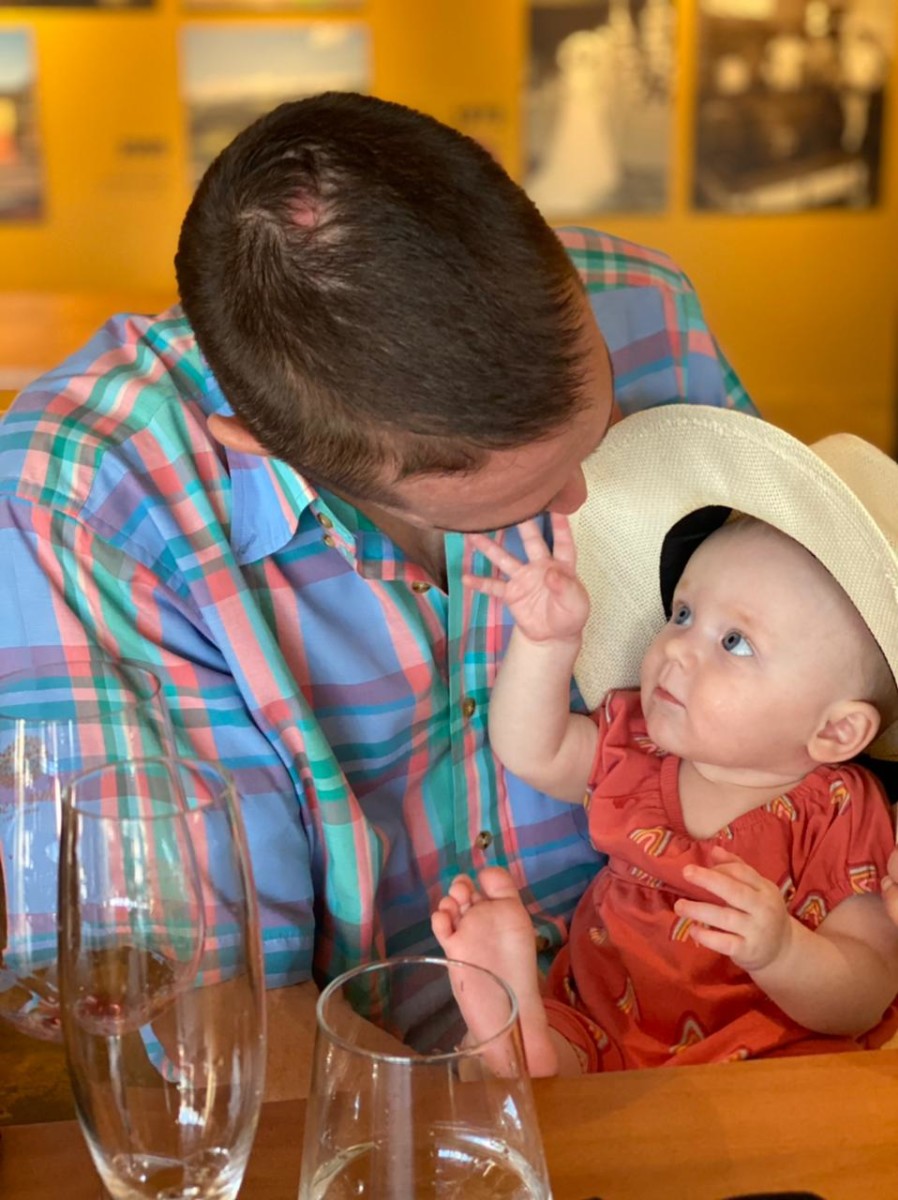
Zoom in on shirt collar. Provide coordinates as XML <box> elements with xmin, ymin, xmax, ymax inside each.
<box><xmin>202</xmin><ymin>367</ymin><xmax>316</xmax><ymax>565</ymax></box>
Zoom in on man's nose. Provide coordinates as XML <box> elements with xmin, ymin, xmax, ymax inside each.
<box><xmin>547</xmin><ymin>468</ymin><xmax>588</xmax><ymax>516</ymax></box>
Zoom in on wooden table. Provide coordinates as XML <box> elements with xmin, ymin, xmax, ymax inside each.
<box><xmin>3</xmin><ymin>1048</ymin><xmax>898</xmax><ymax>1198</ymax></box>
<box><xmin>0</xmin><ymin>292</ymin><xmax>174</xmax><ymax>392</ymax></box>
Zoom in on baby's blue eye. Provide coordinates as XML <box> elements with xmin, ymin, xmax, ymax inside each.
<box><xmin>722</xmin><ymin>630</ymin><xmax>753</xmax><ymax>657</ymax></box>
<box><xmin>672</xmin><ymin>603</ymin><xmax>692</xmax><ymax>627</ymax></box>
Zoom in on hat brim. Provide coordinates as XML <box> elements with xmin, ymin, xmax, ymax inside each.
<box><xmin>571</xmin><ymin>406</ymin><xmax>898</xmax><ymax>761</ymax></box>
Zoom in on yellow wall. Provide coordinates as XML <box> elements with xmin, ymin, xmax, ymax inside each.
<box><xmin>0</xmin><ymin>0</ymin><xmax>896</xmax><ymax>448</ymax></box>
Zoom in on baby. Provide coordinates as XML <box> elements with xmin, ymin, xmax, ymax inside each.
<box><xmin>432</xmin><ymin>412</ymin><xmax>898</xmax><ymax>1076</ymax></box>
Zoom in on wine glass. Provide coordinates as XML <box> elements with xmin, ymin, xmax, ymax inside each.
<box><xmin>0</xmin><ymin>658</ymin><xmax>174</xmax><ymax>1041</ymax></box>
<box><xmin>298</xmin><ymin>956</ymin><xmax>553</xmax><ymax>1199</ymax></box>
<box><xmin>58</xmin><ymin>757</ymin><xmax>266</xmax><ymax>1200</ymax></box>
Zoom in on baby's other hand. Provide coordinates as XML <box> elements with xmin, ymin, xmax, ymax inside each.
<box><xmin>676</xmin><ymin>846</ymin><xmax>792</xmax><ymax>973</ymax></box>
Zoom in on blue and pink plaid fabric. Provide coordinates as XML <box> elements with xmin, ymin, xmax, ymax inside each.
<box><xmin>0</xmin><ymin>228</ymin><xmax>756</xmax><ymax>988</ymax></box>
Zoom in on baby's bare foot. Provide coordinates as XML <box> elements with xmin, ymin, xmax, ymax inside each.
<box><xmin>431</xmin><ymin>867</ymin><xmax>558</xmax><ymax>1077</ymax></box>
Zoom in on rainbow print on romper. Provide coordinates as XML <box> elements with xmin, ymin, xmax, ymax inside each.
<box><xmin>628</xmin><ymin>865</ymin><xmax>664</xmax><ymax>888</ymax></box>
<box><xmin>766</xmin><ymin>794</ymin><xmax>798</xmax><ymax>822</ymax></box>
<box><xmin>796</xmin><ymin>893</ymin><xmax>829</xmax><ymax>928</ymax></box>
<box><xmin>671</xmin><ymin>1015</ymin><xmax>706</xmax><ymax>1055</ymax></box>
<box><xmin>631</xmin><ymin>734</ymin><xmax>668</xmax><ymax>757</ymax></box>
<box><xmin>849</xmin><ymin>863</ymin><xmax>879</xmax><ymax>894</ymax></box>
<box><xmin>629</xmin><ymin>825</ymin><xmax>673</xmax><ymax>857</ymax></box>
<box><xmin>778</xmin><ymin>874</ymin><xmax>796</xmax><ymax>904</ymax></box>
<box><xmin>615</xmin><ymin>976</ymin><xmax>639</xmax><ymax>1017</ymax></box>
<box><xmin>829</xmin><ymin>778</ymin><xmax>851</xmax><ymax>815</ymax></box>
<box><xmin>671</xmin><ymin>915</ymin><xmax>696</xmax><ymax>943</ymax></box>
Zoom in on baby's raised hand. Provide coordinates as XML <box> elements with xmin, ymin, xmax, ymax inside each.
<box><xmin>675</xmin><ymin>846</ymin><xmax>792</xmax><ymax>973</ymax></box>
<box><xmin>462</xmin><ymin>514</ymin><xmax>589</xmax><ymax>644</ymax></box>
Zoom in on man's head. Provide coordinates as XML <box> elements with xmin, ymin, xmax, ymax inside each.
<box><xmin>176</xmin><ymin>92</ymin><xmax>611</xmax><ymax>520</ymax></box>
<box><xmin>640</xmin><ymin>518</ymin><xmax>898</xmax><ymax>778</ymax></box>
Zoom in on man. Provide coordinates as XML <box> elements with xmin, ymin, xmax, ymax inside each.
<box><xmin>0</xmin><ymin>93</ymin><xmax>754</xmax><ymax>1011</ymax></box>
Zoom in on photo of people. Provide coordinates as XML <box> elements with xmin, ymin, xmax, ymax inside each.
<box><xmin>693</xmin><ymin>0</ymin><xmax>893</xmax><ymax>213</ymax></box>
<box><xmin>180</xmin><ymin>23</ymin><xmax>370</xmax><ymax>188</ymax></box>
<box><xmin>525</xmin><ymin>0</ymin><xmax>675</xmax><ymax>217</ymax></box>
<box><xmin>0</xmin><ymin>30</ymin><xmax>42</xmax><ymax>221</ymax></box>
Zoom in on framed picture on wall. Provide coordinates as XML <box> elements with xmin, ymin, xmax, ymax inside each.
<box><xmin>8</xmin><ymin>0</ymin><xmax>152</xmax><ymax>9</ymax></box>
<box><xmin>0</xmin><ymin>29</ymin><xmax>42</xmax><ymax>221</ymax></box>
<box><xmin>693</xmin><ymin>0</ymin><xmax>894</xmax><ymax>213</ymax></box>
<box><xmin>180</xmin><ymin>22</ymin><xmax>370</xmax><ymax>188</ymax></box>
<box><xmin>525</xmin><ymin>0</ymin><xmax>675</xmax><ymax>218</ymax></box>
<box><xmin>183</xmin><ymin>0</ymin><xmax>360</xmax><ymax>10</ymax></box>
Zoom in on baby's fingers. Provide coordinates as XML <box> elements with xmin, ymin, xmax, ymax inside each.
<box><xmin>688</xmin><ymin>924</ymin><xmax>743</xmax><ymax>958</ymax></box>
<box><xmin>518</xmin><ymin>519</ymin><xmax>552</xmax><ymax>562</ymax></box>
<box><xmin>468</xmin><ymin>532</ymin><xmax>524</xmax><ymax>577</ymax></box>
<box><xmin>462</xmin><ymin>572</ymin><xmax>508</xmax><ymax>598</ymax></box>
<box><xmin>675</xmin><ymin>897</ymin><xmax>745</xmax><ymax>934</ymax></box>
<box><xmin>683</xmin><ymin>862</ymin><xmax>759</xmax><ymax>909</ymax></box>
<box><xmin>548</xmin><ymin>513</ymin><xmax>577</xmax><ymax>567</ymax></box>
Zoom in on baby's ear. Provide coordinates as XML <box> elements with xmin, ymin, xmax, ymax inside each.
<box><xmin>807</xmin><ymin>700</ymin><xmax>881</xmax><ymax>764</ymax></box>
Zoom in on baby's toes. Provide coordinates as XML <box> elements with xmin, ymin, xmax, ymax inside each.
<box><xmin>437</xmin><ymin>894</ymin><xmax>462</xmax><ymax>926</ymax></box>
<box><xmin>447</xmin><ymin>875</ymin><xmax>478</xmax><ymax>912</ymax></box>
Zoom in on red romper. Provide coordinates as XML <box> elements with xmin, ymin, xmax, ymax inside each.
<box><xmin>544</xmin><ymin>690</ymin><xmax>898</xmax><ymax>1070</ymax></box>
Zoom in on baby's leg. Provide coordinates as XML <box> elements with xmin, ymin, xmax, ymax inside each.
<box><xmin>431</xmin><ymin>867</ymin><xmax>558</xmax><ymax>1077</ymax></box>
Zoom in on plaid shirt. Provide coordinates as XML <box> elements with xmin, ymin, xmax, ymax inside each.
<box><xmin>0</xmin><ymin>228</ymin><xmax>755</xmax><ymax>988</ymax></box>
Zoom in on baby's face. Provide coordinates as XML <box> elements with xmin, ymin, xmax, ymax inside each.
<box><xmin>639</xmin><ymin>521</ymin><xmax>871</xmax><ymax>776</ymax></box>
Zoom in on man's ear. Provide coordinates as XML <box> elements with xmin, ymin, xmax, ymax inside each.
<box><xmin>207</xmin><ymin>413</ymin><xmax>271</xmax><ymax>457</ymax></box>
<box><xmin>808</xmin><ymin>700</ymin><xmax>881</xmax><ymax>764</ymax></box>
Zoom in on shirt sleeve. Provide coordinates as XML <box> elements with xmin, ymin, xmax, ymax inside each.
<box><xmin>555</xmin><ymin>225</ymin><xmax>759</xmax><ymax>419</ymax></box>
<box><xmin>0</xmin><ymin>495</ymin><xmax>316</xmax><ymax>986</ymax></box>
<box><xmin>788</xmin><ymin>764</ymin><xmax>895</xmax><ymax>929</ymax></box>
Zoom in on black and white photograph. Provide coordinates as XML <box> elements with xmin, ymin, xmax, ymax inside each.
<box><xmin>180</xmin><ymin>23</ymin><xmax>370</xmax><ymax>189</ymax></box>
<box><xmin>0</xmin><ymin>31</ymin><xmax>42</xmax><ymax>221</ymax></box>
<box><xmin>693</xmin><ymin>0</ymin><xmax>893</xmax><ymax>213</ymax></box>
<box><xmin>525</xmin><ymin>0</ymin><xmax>675</xmax><ymax>218</ymax></box>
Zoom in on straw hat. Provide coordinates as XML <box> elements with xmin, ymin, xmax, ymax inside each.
<box><xmin>570</xmin><ymin>406</ymin><xmax>898</xmax><ymax>761</ymax></box>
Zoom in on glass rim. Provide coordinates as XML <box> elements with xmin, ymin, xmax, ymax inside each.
<box><xmin>0</xmin><ymin>657</ymin><xmax>164</xmax><ymax>722</ymax></box>
<box><xmin>63</xmin><ymin>755</ymin><xmax>236</xmax><ymax>818</ymax></box>
<box><xmin>316</xmin><ymin>955</ymin><xmax>521</xmax><ymax>1063</ymax></box>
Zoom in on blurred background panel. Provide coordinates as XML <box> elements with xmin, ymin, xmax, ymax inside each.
<box><xmin>0</xmin><ymin>0</ymin><xmax>895</xmax><ymax>450</ymax></box>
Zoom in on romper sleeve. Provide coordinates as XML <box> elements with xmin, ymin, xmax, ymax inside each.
<box><xmin>787</xmin><ymin>763</ymin><xmax>895</xmax><ymax>929</ymax></box>
<box><xmin>585</xmin><ymin>689</ymin><xmax>661</xmax><ymax>798</ymax></box>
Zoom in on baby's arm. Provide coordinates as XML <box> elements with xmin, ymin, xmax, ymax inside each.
<box><xmin>465</xmin><ymin>516</ymin><xmax>598</xmax><ymax>804</ymax></box>
<box><xmin>756</xmin><ymin>896</ymin><xmax>898</xmax><ymax>1035</ymax></box>
<box><xmin>678</xmin><ymin>847</ymin><xmax>898</xmax><ymax>1036</ymax></box>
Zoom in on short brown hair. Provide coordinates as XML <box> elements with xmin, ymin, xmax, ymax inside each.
<box><xmin>176</xmin><ymin>92</ymin><xmax>589</xmax><ymax>498</ymax></box>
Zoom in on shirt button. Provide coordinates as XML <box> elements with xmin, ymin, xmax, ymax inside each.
<box><xmin>535</xmin><ymin>935</ymin><xmax>551</xmax><ymax>953</ymax></box>
<box><xmin>316</xmin><ymin>511</ymin><xmax>334</xmax><ymax>529</ymax></box>
<box><xmin>411</xmin><ymin>580</ymin><xmax>431</xmax><ymax>594</ymax></box>
<box><xmin>322</xmin><ymin>534</ymin><xmax>336</xmax><ymax>548</ymax></box>
<box><xmin>475</xmin><ymin>830</ymin><xmax>492</xmax><ymax>850</ymax></box>
<box><xmin>461</xmin><ymin>697</ymin><xmax>477</xmax><ymax>719</ymax></box>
